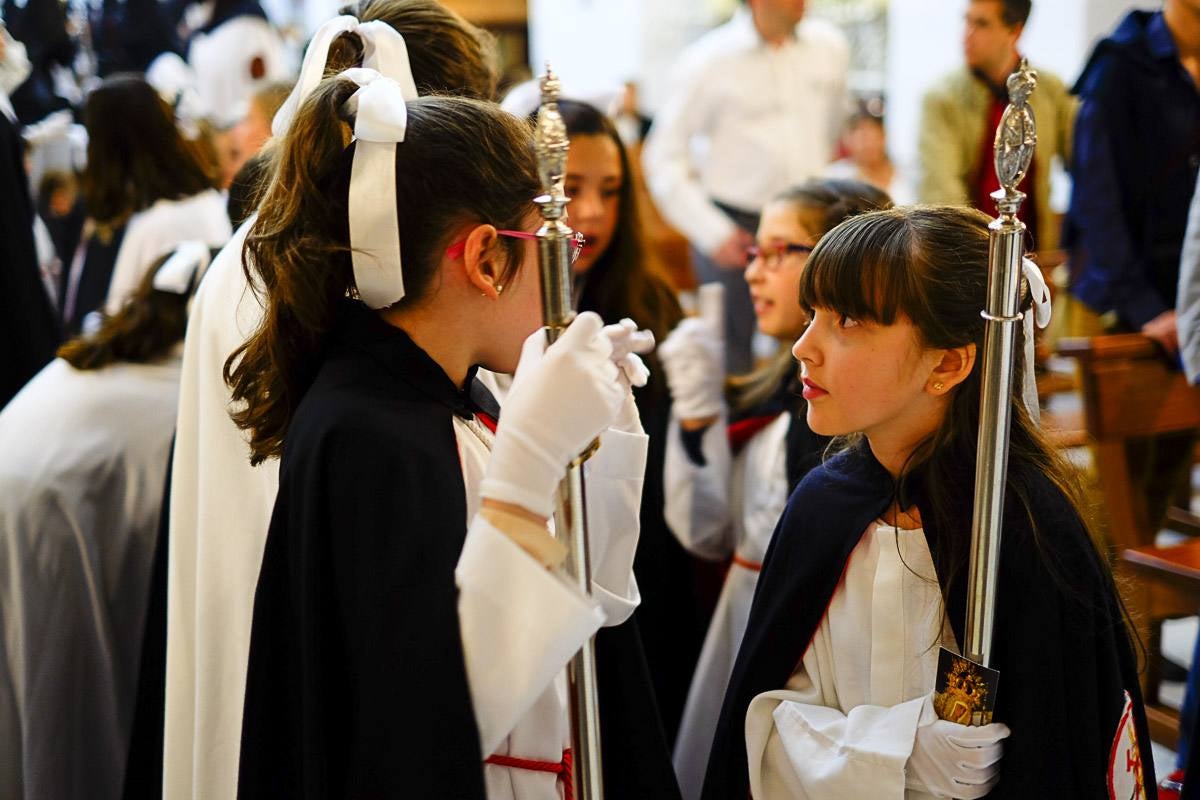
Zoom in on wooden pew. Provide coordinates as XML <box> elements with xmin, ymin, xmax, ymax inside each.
<box><xmin>1058</xmin><ymin>333</ymin><xmax>1200</xmax><ymax>746</ymax></box>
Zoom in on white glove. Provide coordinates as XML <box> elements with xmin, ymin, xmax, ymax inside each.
<box><xmin>481</xmin><ymin>311</ymin><xmax>625</xmax><ymax>517</ymax></box>
<box><xmin>658</xmin><ymin>317</ymin><xmax>724</xmax><ymax>419</ymax></box>
<box><xmin>602</xmin><ymin>318</ymin><xmax>654</xmax><ymax>389</ymax></box>
<box><xmin>906</xmin><ymin>698</ymin><xmax>1010</xmax><ymax>799</ymax></box>
<box><xmin>602</xmin><ymin>318</ymin><xmax>654</xmax><ymax>435</ymax></box>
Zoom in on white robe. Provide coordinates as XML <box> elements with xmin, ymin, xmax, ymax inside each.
<box><xmin>162</xmin><ymin>220</ymin><xmax>270</xmax><ymax>800</ymax></box>
<box><xmin>164</xmin><ymin>220</ymin><xmax>647</xmax><ymax>799</ymax></box>
<box><xmin>664</xmin><ymin>412</ymin><xmax>790</xmax><ymax>800</ymax></box>
<box><xmin>102</xmin><ymin>190</ymin><xmax>231</xmax><ymax>316</ymax></box>
<box><xmin>0</xmin><ymin>356</ymin><xmax>181</xmax><ymax>800</ymax></box>
<box><xmin>456</xmin><ymin>418</ymin><xmax>644</xmax><ymax>800</ymax></box>
<box><xmin>745</xmin><ymin>520</ymin><xmax>953</xmax><ymax>800</ymax></box>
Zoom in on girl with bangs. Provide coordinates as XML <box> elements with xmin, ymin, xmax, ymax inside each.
<box><xmin>660</xmin><ymin>177</ymin><xmax>891</xmax><ymax>800</ymax></box>
<box><xmin>702</xmin><ymin>206</ymin><xmax>1152</xmax><ymax>799</ymax></box>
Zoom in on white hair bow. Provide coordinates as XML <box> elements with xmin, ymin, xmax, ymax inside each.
<box><xmin>340</xmin><ymin>68</ymin><xmax>411</xmax><ymax>309</ymax></box>
<box><xmin>153</xmin><ymin>240</ymin><xmax>212</xmax><ymax>295</ymax></box>
<box><xmin>270</xmin><ymin>15</ymin><xmax>419</xmax><ymax>309</ymax></box>
<box><xmin>272</xmin><ymin>15</ymin><xmax>417</xmax><ymax>138</ymax></box>
<box><xmin>1020</xmin><ymin>257</ymin><xmax>1053</xmax><ymax>423</ymax></box>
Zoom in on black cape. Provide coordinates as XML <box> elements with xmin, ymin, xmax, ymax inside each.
<box><xmin>0</xmin><ymin>111</ymin><xmax>59</xmax><ymax>408</ymax></box>
<box><xmin>579</xmin><ymin>274</ymin><xmax>706</xmax><ymax>746</ymax></box>
<box><xmin>702</xmin><ymin>442</ymin><xmax>1156</xmax><ymax>799</ymax></box>
<box><xmin>238</xmin><ymin>301</ymin><xmax>679</xmax><ymax>798</ymax></box>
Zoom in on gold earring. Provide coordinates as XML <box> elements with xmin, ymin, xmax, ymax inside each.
<box><xmin>933</xmin><ymin>381</ymin><xmax>945</xmax><ymax>391</ymax></box>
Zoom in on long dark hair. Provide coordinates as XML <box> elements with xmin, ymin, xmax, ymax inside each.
<box><xmin>82</xmin><ymin>75</ymin><xmax>218</xmax><ymax>229</ymax></box>
<box><xmin>557</xmin><ymin>99</ymin><xmax>682</xmax><ymax>343</ymax></box>
<box><xmin>798</xmin><ymin>205</ymin><xmax>1103</xmax><ymax>598</ymax></box>
<box><xmin>728</xmin><ymin>178</ymin><xmax>892</xmax><ymax>413</ymax></box>
<box><xmin>57</xmin><ymin>249</ymin><xmax>197</xmax><ymax>369</ymax></box>
<box><xmin>225</xmin><ymin>80</ymin><xmax>539</xmax><ymax>465</ymax></box>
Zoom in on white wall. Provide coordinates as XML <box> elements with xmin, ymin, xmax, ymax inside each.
<box><xmin>526</xmin><ymin>0</ymin><xmax>723</xmax><ymax>113</ymax></box>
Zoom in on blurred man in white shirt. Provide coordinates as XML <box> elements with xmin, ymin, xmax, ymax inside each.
<box><xmin>643</xmin><ymin>0</ymin><xmax>848</xmax><ymax>373</ymax></box>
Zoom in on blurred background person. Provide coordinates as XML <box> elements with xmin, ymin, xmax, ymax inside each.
<box><xmin>823</xmin><ymin>108</ymin><xmax>914</xmax><ymax>205</ymax></box>
<box><xmin>0</xmin><ymin>241</ymin><xmax>211</xmax><ymax>800</ymax></box>
<box><xmin>0</xmin><ymin>22</ymin><xmax>59</xmax><ymax>409</ymax></box>
<box><xmin>217</xmin><ymin>79</ymin><xmax>289</xmax><ymax>188</ymax></box>
<box><xmin>182</xmin><ymin>0</ymin><xmax>288</xmax><ymax>128</ymax></box>
<box><xmin>553</xmin><ymin>97</ymin><xmax>702</xmax><ymax>747</ymax></box>
<box><xmin>917</xmin><ymin>0</ymin><xmax>1075</xmax><ymax>252</ymax></box>
<box><xmin>643</xmin><ymin>0</ymin><xmax>849</xmax><ymax>374</ymax></box>
<box><xmin>62</xmin><ymin>75</ymin><xmax>227</xmax><ymax>335</ymax></box>
<box><xmin>1066</xmin><ymin>4</ymin><xmax>1200</xmax><ymax>794</ymax></box>
<box><xmin>1</xmin><ymin>0</ymin><xmax>75</xmax><ymax>123</ymax></box>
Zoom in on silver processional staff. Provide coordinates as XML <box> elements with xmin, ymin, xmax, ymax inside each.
<box><xmin>533</xmin><ymin>65</ymin><xmax>605</xmax><ymax>800</ymax></box>
<box><xmin>933</xmin><ymin>59</ymin><xmax>1038</xmax><ymax>728</ymax></box>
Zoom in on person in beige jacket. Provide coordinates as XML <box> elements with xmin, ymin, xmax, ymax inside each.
<box><xmin>918</xmin><ymin>0</ymin><xmax>1076</xmax><ymax>252</ymax></box>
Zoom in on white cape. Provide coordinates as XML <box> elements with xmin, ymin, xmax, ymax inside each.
<box><xmin>103</xmin><ymin>190</ymin><xmax>231</xmax><ymax>315</ymax></box>
<box><xmin>0</xmin><ymin>356</ymin><xmax>180</xmax><ymax>800</ymax></box>
<box><xmin>162</xmin><ymin>220</ymin><xmax>276</xmax><ymax>800</ymax></box>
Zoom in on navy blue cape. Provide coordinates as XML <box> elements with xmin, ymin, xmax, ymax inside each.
<box><xmin>702</xmin><ymin>442</ymin><xmax>1155</xmax><ymax>799</ymax></box>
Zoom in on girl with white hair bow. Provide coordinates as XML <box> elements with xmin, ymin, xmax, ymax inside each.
<box><xmin>229</xmin><ymin>67</ymin><xmax>675</xmax><ymax>800</ymax></box>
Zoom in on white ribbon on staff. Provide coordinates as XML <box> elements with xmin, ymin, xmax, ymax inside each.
<box><xmin>1021</xmin><ymin>257</ymin><xmax>1053</xmax><ymax>423</ymax></box>
<box><xmin>272</xmin><ymin>15</ymin><xmax>417</xmax><ymax>138</ymax></box>
<box><xmin>153</xmin><ymin>240</ymin><xmax>212</xmax><ymax>295</ymax></box>
<box><xmin>340</xmin><ymin>68</ymin><xmax>411</xmax><ymax>308</ymax></box>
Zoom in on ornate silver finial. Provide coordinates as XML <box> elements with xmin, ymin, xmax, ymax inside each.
<box><xmin>992</xmin><ymin>58</ymin><xmax>1038</xmax><ymax>212</ymax></box>
<box><xmin>534</xmin><ymin>63</ymin><xmax>569</xmax><ymax>204</ymax></box>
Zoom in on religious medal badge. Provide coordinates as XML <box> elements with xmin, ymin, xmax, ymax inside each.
<box><xmin>933</xmin><ymin>650</ymin><xmax>1000</xmax><ymax>726</ymax></box>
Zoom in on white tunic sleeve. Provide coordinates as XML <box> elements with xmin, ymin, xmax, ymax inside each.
<box><xmin>580</xmin><ymin>427</ymin><xmax>648</xmax><ymax>626</ymax></box>
<box><xmin>456</xmin><ymin>514</ymin><xmax>606</xmax><ymax>757</ymax></box>
<box><xmin>453</xmin><ymin>419</ymin><xmax>648</xmax><ymax>758</ymax></box>
<box><xmin>663</xmin><ymin>416</ymin><xmax>736</xmax><ymax>561</ymax></box>
<box><xmin>746</xmin><ymin>677</ymin><xmax>926</xmax><ymax>800</ymax></box>
<box><xmin>744</xmin><ymin>521</ymin><xmax>950</xmax><ymax>800</ymax></box>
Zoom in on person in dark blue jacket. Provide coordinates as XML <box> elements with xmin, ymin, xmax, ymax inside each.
<box><xmin>1065</xmin><ymin>2</ymin><xmax>1200</xmax><ymax>353</ymax></box>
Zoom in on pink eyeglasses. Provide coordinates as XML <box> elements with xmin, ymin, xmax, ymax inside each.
<box><xmin>445</xmin><ymin>230</ymin><xmax>587</xmax><ymax>264</ymax></box>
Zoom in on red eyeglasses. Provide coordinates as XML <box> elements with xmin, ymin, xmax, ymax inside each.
<box><xmin>445</xmin><ymin>230</ymin><xmax>587</xmax><ymax>263</ymax></box>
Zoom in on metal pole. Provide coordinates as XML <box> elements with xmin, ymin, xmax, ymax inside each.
<box><xmin>933</xmin><ymin>60</ymin><xmax>1038</xmax><ymax>733</ymax></box>
<box><xmin>533</xmin><ymin>65</ymin><xmax>605</xmax><ymax>800</ymax></box>
<box><xmin>963</xmin><ymin>59</ymin><xmax>1038</xmax><ymax>668</ymax></box>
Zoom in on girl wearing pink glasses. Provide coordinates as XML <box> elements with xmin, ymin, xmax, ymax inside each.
<box><xmin>228</xmin><ymin>74</ymin><xmax>678</xmax><ymax>799</ymax></box>
<box><xmin>661</xmin><ymin>178</ymin><xmax>892</xmax><ymax>800</ymax></box>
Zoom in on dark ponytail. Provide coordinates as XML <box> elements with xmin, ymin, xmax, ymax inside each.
<box><xmin>225</xmin><ymin>77</ymin><xmax>539</xmax><ymax>465</ymax></box>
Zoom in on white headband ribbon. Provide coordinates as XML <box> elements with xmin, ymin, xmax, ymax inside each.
<box><xmin>272</xmin><ymin>15</ymin><xmax>418</xmax><ymax>138</ymax></box>
<box><xmin>340</xmin><ymin>67</ymin><xmax>412</xmax><ymax>308</ymax></box>
<box><xmin>269</xmin><ymin>15</ymin><xmax>418</xmax><ymax>309</ymax></box>
<box><xmin>153</xmin><ymin>241</ymin><xmax>211</xmax><ymax>295</ymax></box>
<box><xmin>1020</xmin><ymin>257</ymin><xmax>1053</xmax><ymax>423</ymax></box>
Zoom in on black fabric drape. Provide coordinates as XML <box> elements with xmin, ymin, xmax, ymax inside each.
<box><xmin>0</xmin><ymin>111</ymin><xmax>59</xmax><ymax>408</ymax></box>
